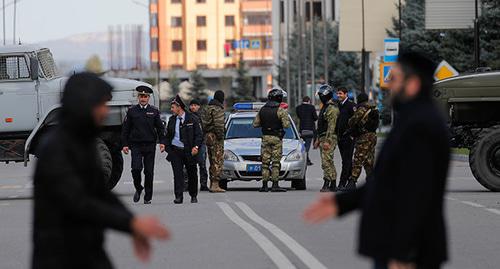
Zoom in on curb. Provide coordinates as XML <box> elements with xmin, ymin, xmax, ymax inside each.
<box><xmin>451</xmin><ymin>154</ymin><xmax>468</xmax><ymax>162</ymax></box>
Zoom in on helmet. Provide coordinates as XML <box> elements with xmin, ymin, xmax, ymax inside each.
<box><xmin>268</xmin><ymin>87</ymin><xmax>286</xmax><ymax>103</ymax></box>
<box><xmin>317</xmin><ymin>84</ymin><xmax>334</xmax><ymax>104</ymax></box>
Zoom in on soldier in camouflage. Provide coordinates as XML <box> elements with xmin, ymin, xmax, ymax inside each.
<box><xmin>201</xmin><ymin>90</ymin><xmax>226</xmax><ymax>193</ymax></box>
<box><xmin>344</xmin><ymin>92</ymin><xmax>378</xmax><ymax>190</ymax></box>
<box><xmin>253</xmin><ymin>88</ymin><xmax>291</xmax><ymax>192</ymax></box>
<box><xmin>314</xmin><ymin>84</ymin><xmax>340</xmax><ymax>192</ymax></box>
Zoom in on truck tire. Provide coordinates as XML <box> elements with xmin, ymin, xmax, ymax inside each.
<box><xmin>469</xmin><ymin>126</ymin><xmax>500</xmax><ymax>191</ymax></box>
<box><xmin>291</xmin><ymin>176</ymin><xmax>307</xmax><ymax>190</ymax></box>
<box><xmin>107</xmin><ymin>147</ymin><xmax>123</xmax><ymax>190</ymax></box>
<box><xmin>96</xmin><ymin>138</ymin><xmax>112</xmax><ymax>186</ymax></box>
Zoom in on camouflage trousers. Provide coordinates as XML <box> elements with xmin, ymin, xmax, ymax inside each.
<box><xmin>207</xmin><ymin>139</ymin><xmax>224</xmax><ymax>184</ymax></box>
<box><xmin>261</xmin><ymin>135</ymin><xmax>283</xmax><ymax>182</ymax></box>
<box><xmin>319</xmin><ymin>136</ymin><xmax>338</xmax><ymax>182</ymax></box>
<box><xmin>350</xmin><ymin>132</ymin><xmax>377</xmax><ymax>182</ymax></box>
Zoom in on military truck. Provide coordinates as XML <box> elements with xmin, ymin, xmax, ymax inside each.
<box><xmin>0</xmin><ymin>44</ymin><xmax>156</xmax><ymax>189</ymax></box>
<box><xmin>434</xmin><ymin>71</ymin><xmax>500</xmax><ymax>191</ymax></box>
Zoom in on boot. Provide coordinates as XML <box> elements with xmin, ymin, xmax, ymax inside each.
<box><xmin>307</xmin><ymin>157</ymin><xmax>313</xmax><ymax>166</ymax></box>
<box><xmin>270</xmin><ymin>181</ymin><xmax>287</xmax><ymax>192</ymax></box>
<box><xmin>209</xmin><ymin>181</ymin><xmax>226</xmax><ymax>193</ymax></box>
<box><xmin>329</xmin><ymin>180</ymin><xmax>337</xmax><ymax>192</ymax></box>
<box><xmin>338</xmin><ymin>179</ymin><xmax>347</xmax><ymax>191</ymax></box>
<box><xmin>320</xmin><ymin>180</ymin><xmax>330</xmax><ymax>192</ymax></box>
<box><xmin>200</xmin><ymin>185</ymin><xmax>210</xmax><ymax>191</ymax></box>
<box><xmin>259</xmin><ymin>181</ymin><xmax>269</xmax><ymax>192</ymax></box>
<box><xmin>344</xmin><ymin>180</ymin><xmax>356</xmax><ymax>191</ymax></box>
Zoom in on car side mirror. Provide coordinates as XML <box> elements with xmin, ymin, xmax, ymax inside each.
<box><xmin>30</xmin><ymin>57</ymin><xmax>39</xmax><ymax>81</ymax></box>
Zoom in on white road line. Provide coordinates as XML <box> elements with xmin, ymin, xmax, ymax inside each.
<box><xmin>216</xmin><ymin>202</ymin><xmax>296</xmax><ymax>269</ymax></box>
<box><xmin>235</xmin><ymin>202</ymin><xmax>328</xmax><ymax>269</ymax></box>
<box><xmin>485</xmin><ymin>208</ymin><xmax>500</xmax><ymax>216</ymax></box>
<box><xmin>122</xmin><ymin>180</ymin><xmax>165</xmax><ymax>185</ymax></box>
<box><xmin>0</xmin><ymin>203</ymin><xmax>9</xmax><ymax>206</ymax></box>
<box><xmin>461</xmin><ymin>201</ymin><xmax>485</xmax><ymax>208</ymax></box>
<box><xmin>8</xmin><ymin>195</ymin><xmax>18</xmax><ymax>199</ymax></box>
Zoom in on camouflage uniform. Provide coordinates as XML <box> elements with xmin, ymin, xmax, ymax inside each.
<box><xmin>318</xmin><ymin>101</ymin><xmax>340</xmax><ymax>182</ymax></box>
<box><xmin>201</xmin><ymin>99</ymin><xmax>226</xmax><ymax>192</ymax></box>
<box><xmin>253</xmin><ymin>106</ymin><xmax>291</xmax><ymax>182</ymax></box>
<box><xmin>348</xmin><ymin>102</ymin><xmax>378</xmax><ymax>182</ymax></box>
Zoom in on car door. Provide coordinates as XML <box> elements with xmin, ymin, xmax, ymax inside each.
<box><xmin>0</xmin><ymin>54</ymin><xmax>38</xmax><ymax>133</ymax></box>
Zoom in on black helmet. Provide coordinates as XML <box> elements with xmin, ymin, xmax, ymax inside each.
<box><xmin>317</xmin><ymin>84</ymin><xmax>334</xmax><ymax>104</ymax></box>
<box><xmin>268</xmin><ymin>87</ymin><xmax>286</xmax><ymax>103</ymax></box>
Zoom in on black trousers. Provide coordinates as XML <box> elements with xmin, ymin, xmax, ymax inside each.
<box><xmin>337</xmin><ymin>136</ymin><xmax>355</xmax><ymax>183</ymax></box>
<box><xmin>131</xmin><ymin>143</ymin><xmax>156</xmax><ymax>201</ymax></box>
<box><xmin>169</xmin><ymin>147</ymin><xmax>198</xmax><ymax>198</ymax></box>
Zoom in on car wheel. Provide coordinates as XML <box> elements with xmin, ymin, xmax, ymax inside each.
<box><xmin>291</xmin><ymin>176</ymin><xmax>306</xmax><ymax>190</ymax></box>
<box><xmin>96</xmin><ymin>138</ymin><xmax>112</xmax><ymax>186</ymax></box>
<box><xmin>219</xmin><ymin>179</ymin><xmax>228</xmax><ymax>190</ymax></box>
<box><xmin>469</xmin><ymin>126</ymin><xmax>500</xmax><ymax>191</ymax></box>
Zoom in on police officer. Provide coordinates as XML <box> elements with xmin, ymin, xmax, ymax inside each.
<box><xmin>314</xmin><ymin>84</ymin><xmax>340</xmax><ymax>192</ymax></box>
<box><xmin>122</xmin><ymin>86</ymin><xmax>166</xmax><ymax>204</ymax></box>
<box><xmin>344</xmin><ymin>92</ymin><xmax>378</xmax><ymax>190</ymax></box>
<box><xmin>253</xmin><ymin>88</ymin><xmax>291</xmax><ymax>192</ymax></box>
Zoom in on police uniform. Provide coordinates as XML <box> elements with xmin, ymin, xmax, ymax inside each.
<box><xmin>253</xmin><ymin>89</ymin><xmax>291</xmax><ymax>192</ymax></box>
<box><xmin>121</xmin><ymin>86</ymin><xmax>166</xmax><ymax>203</ymax></box>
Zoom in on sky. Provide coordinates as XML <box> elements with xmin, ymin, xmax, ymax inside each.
<box><xmin>2</xmin><ymin>0</ymin><xmax>148</xmax><ymax>42</ymax></box>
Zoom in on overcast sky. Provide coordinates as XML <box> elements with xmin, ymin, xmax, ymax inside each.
<box><xmin>4</xmin><ymin>0</ymin><xmax>148</xmax><ymax>42</ymax></box>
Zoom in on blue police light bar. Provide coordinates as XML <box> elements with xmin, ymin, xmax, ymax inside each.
<box><xmin>233</xmin><ymin>102</ymin><xmax>265</xmax><ymax>111</ymax></box>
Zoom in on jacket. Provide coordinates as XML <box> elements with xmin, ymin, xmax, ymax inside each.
<box><xmin>335</xmin><ymin>99</ymin><xmax>355</xmax><ymax>137</ymax></box>
<box><xmin>335</xmin><ymin>96</ymin><xmax>450</xmax><ymax>266</ymax></box>
<box><xmin>295</xmin><ymin>103</ymin><xmax>318</xmax><ymax>132</ymax></box>
<box><xmin>201</xmin><ymin>99</ymin><xmax>225</xmax><ymax>141</ymax></box>
<box><xmin>121</xmin><ymin>104</ymin><xmax>166</xmax><ymax>146</ymax></box>
<box><xmin>165</xmin><ymin>111</ymin><xmax>203</xmax><ymax>156</ymax></box>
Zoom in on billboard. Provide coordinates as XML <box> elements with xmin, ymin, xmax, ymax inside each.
<box><xmin>425</xmin><ymin>0</ymin><xmax>477</xmax><ymax>29</ymax></box>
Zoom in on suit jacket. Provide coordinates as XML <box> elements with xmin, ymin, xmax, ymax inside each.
<box><xmin>295</xmin><ymin>103</ymin><xmax>318</xmax><ymax>132</ymax></box>
<box><xmin>335</xmin><ymin>96</ymin><xmax>450</xmax><ymax>266</ymax></box>
<box><xmin>165</xmin><ymin>111</ymin><xmax>203</xmax><ymax>156</ymax></box>
<box><xmin>335</xmin><ymin>99</ymin><xmax>355</xmax><ymax>138</ymax></box>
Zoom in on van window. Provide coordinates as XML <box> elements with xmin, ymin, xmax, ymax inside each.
<box><xmin>0</xmin><ymin>56</ymin><xmax>30</xmax><ymax>80</ymax></box>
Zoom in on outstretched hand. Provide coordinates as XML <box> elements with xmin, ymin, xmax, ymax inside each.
<box><xmin>303</xmin><ymin>194</ymin><xmax>338</xmax><ymax>224</ymax></box>
<box><xmin>131</xmin><ymin>216</ymin><xmax>171</xmax><ymax>262</ymax></box>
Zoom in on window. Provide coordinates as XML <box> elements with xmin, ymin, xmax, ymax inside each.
<box><xmin>171</xmin><ymin>16</ymin><xmax>182</xmax><ymax>27</ymax></box>
<box><xmin>225</xmin><ymin>15</ymin><xmax>235</xmax><ymax>26</ymax></box>
<box><xmin>150</xmin><ymin>15</ymin><xmax>158</xmax><ymax>27</ymax></box>
<box><xmin>172</xmin><ymin>40</ymin><xmax>183</xmax><ymax>52</ymax></box>
<box><xmin>244</xmin><ymin>14</ymin><xmax>271</xmax><ymax>25</ymax></box>
<box><xmin>305</xmin><ymin>2</ymin><xmax>322</xmax><ymax>21</ymax></box>
<box><xmin>197</xmin><ymin>64</ymin><xmax>208</xmax><ymax>69</ymax></box>
<box><xmin>171</xmin><ymin>64</ymin><xmax>183</xmax><ymax>69</ymax></box>
<box><xmin>151</xmin><ymin>38</ymin><xmax>158</xmax><ymax>51</ymax></box>
<box><xmin>225</xmin><ymin>0</ymin><xmax>234</xmax><ymax>2</ymax></box>
<box><xmin>196</xmin><ymin>0</ymin><xmax>206</xmax><ymax>3</ymax></box>
<box><xmin>196</xmin><ymin>16</ymin><xmax>206</xmax><ymax>26</ymax></box>
<box><xmin>280</xmin><ymin>1</ymin><xmax>284</xmax><ymax>23</ymax></box>
<box><xmin>171</xmin><ymin>0</ymin><xmax>181</xmax><ymax>3</ymax></box>
<box><xmin>224</xmin><ymin>64</ymin><xmax>236</xmax><ymax>68</ymax></box>
<box><xmin>37</xmin><ymin>50</ymin><xmax>58</xmax><ymax>79</ymax></box>
<box><xmin>0</xmin><ymin>56</ymin><xmax>30</xmax><ymax>80</ymax></box>
<box><xmin>197</xmin><ymin>40</ymin><xmax>207</xmax><ymax>51</ymax></box>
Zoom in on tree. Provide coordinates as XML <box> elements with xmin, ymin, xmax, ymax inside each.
<box><xmin>84</xmin><ymin>54</ymin><xmax>103</xmax><ymax>73</ymax></box>
<box><xmin>190</xmin><ymin>70</ymin><xmax>207</xmax><ymax>100</ymax></box>
<box><xmin>168</xmin><ymin>73</ymin><xmax>181</xmax><ymax>96</ymax></box>
<box><xmin>230</xmin><ymin>58</ymin><xmax>254</xmax><ymax>104</ymax></box>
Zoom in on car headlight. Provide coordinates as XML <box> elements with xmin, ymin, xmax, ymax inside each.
<box><xmin>224</xmin><ymin>150</ymin><xmax>239</xmax><ymax>162</ymax></box>
<box><xmin>285</xmin><ymin>149</ymin><xmax>303</xmax><ymax>162</ymax></box>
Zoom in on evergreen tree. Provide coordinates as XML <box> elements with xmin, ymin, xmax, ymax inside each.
<box><xmin>232</xmin><ymin>58</ymin><xmax>254</xmax><ymax>102</ymax></box>
<box><xmin>168</xmin><ymin>73</ymin><xmax>181</xmax><ymax>96</ymax></box>
<box><xmin>190</xmin><ymin>70</ymin><xmax>207</xmax><ymax>100</ymax></box>
<box><xmin>479</xmin><ymin>0</ymin><xmax>500</xmax><ymax>69</ymax></box>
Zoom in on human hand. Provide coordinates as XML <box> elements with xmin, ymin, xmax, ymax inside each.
<box><xmin>192</xmin><ymin>147</ymin><xmax>199</xmax><ymax>156</ymax></box>
<box><xmin>132</xmin><ymin>234</ymin><xmax>151</xmax><ymax>262</ymax></box>
<box><xmin>131</xmin><ymin>216</ymin><xmax>170</xmax><ymax>240</ymax></box>
<box><xmin>122</xmin><ymin>147</ymin><xmax>129</xmax><ymax>155</ymax></box>
<box><xmin>313</xmin><ymin>140</ymin><xmax>320</xmax><ymax>149</ymax></box>
<box><xmin>388</xmin><ymin>260</ymin><xmax>416</xmax><ymax>269</ymax></box>
<box><xmin>322</xmin><ymin>142</ymin><xmax>331</xmax><ymax>151</ymax></box>
<box><xmin>159</xmin><ymin>144</ymin><xmax>165</xmax><ymax>153</ymax></box>
<box><xmin>303</xmin><ymin>194</ymin><xmax>338</xmax><ymax>224</ymax></box>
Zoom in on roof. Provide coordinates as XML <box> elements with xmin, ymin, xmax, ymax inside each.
<box><xmin>434</xmin><ymin>71</ymin><xmax>500</xmax><ymax>88</ymax></box>
<box><xmin>228</xmin><ymin>111</ymin><xmax>258</xmax><ymax>118</ymax></box>
<box><xmin>0</xmin><ymin>44</ymin><xmax>46</xmax><ymax>54</ymax></box>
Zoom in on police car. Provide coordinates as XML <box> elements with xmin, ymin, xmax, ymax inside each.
<box><xmin>220</xmin><ymin>103</ymin><xmax>307</xmax><ymax>190</ymax></box>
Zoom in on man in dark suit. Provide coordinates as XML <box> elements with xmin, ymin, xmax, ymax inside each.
<box><xmin>335</xmin><ymin>87</ymin><xmax>355</xmax><ymax>189</ymax></box>
<box><xmin>165</xmin><ymin>95</ymin><xmax>203</xmax><ymax>204</ymax></box>
<box><xmin>304</xmin><ymin>52</ymin><xmax>450</xmax><ymax>269</ymax></box>
<box><xmin>295</xmin><ymin>96</ymin><xmax>318</xmax><ymax>165</ymax></box>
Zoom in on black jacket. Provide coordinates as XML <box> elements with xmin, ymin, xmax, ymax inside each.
<box><xmin>335</xmin><ymin>99</ymin><xmax>355</xmax><ymax>137</ymax></box>
<box><xmin>32</xmin><ymin>76</ymin><xmax>133</xmax><ymax>269</ymax></box>
<box><xmin>165</xmin><ymin>111</ymin><xmax>203</xmax><ymax>156</ymax></box>
<box><xmin>295</xmin><ymin>103</ymin><xmax>318</xmax><ymax>131</ymax></box>
<box><xmin>121</xmin><ymin>104</ymin><xmax>166</xmax><ymax>146</ymax></box>
<box><xmin>336</xmin><ymin>96</ymin><xmax>450</xmax><ymax>266</ymax></box>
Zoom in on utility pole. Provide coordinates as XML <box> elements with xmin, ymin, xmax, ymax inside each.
<box><xmin>398</xmin><ymin>0</ymin><xmax>402</xmax><ymax>41</ymax></box>
<box><xmin>286</xmin><ymin>0</ymin><xmax>291</xmax><ymax>107</ymax></box>
<box><xmin>297</xmin><ymin>0</ymin><xmax>303</xmax><ymax>105</ymax></box>
<box><xmin>360</xmin><ymin>0</ymin><xmax>366</xmax><ymax>93</ymax></box>
<box><xmin>13</xmin><ymin>0</ymin><xmax>16</xmax><ymax>45</ymax></box>
<box><xmin>3</xmin><ymin>0</ymin><xmax>5</xmax><ymax>45</ymax></box>
<box><xmin>473</xmin><ymin>0</ymin><xmax>480</xmax><ymax>69</ymax></box>
<box><xmin>322</xmin><ymin>0</ymin><xmax>328</xmax><ymax>85</ymax></box>
<box><xmin>309</xmin><ymin>0</ymin><xmax>315</xmax><ymax>104</ymax></box>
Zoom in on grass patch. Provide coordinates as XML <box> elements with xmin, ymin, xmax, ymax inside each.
<box><xmin>452</xmin><ymin>148</ymin><xmax>470</xmax><ymax>155</ymax></box>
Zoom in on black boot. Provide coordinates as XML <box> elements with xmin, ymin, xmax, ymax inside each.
<box><xmin>133</xmin><ymin>188</ymin><xmax>142</xmax><ymax>203</ymax></box>
<box><xmin>338</xmin><ymin>179</ymin><xmax>347</xmax><ymax>191</ymax></box>
<box><xmin>344</xmin><ymin>180</ymin><xmax>356</xmax><ymax>191</ymax></box>
<box><xmin>259</xmin><ymin>181</ymin><xmax>269</xmax><ymax>192</ymax></box>
<box><xmin>329</xmin><ymin>180</ymin><xmax>337</xmax><ymax>192</ymax></box>
<box><xmin>307</xmin><ymin>157</ymin><xmax>313</xmax><ymax>166</ymax></box>
<box><xmin>173</xmin><ymin>196</ymin><xmax>183</xmax><ymax>204</ymax></box>
<box><xmin>271</xmin><ymin>181</ymin><xmax>287</xmax><ymax>192</ymax></box>
<box><xmin>200</xmin><ymin>185</ymin><xmax>209</xmax><ymax>191</ymax></box>
<box><xmin>320</xmin><ymin>180</ymin><xmax>330</xmax><ymax>192</ymax></box>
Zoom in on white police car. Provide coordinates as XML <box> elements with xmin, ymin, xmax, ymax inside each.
<box><xmin>220</xmin><ymin>103</ymin><xmax>307</xmax><ymax>190</ymax></box>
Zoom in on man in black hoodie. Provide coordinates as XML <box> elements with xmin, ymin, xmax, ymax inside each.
<box><xmin>304</xmin><ymin>52</ymin><xmax>450</xmax><ymax>269</ymax></box>
<box><xmin>32</xmin><ymin>73</ymin><xmax>169</xmax><ymax>269</ymax></box>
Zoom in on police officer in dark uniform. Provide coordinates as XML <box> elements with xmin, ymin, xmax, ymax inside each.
<box><xmin>122</xmin><ymin>86</ymin><xmax>166</xmax><ymax>204</ymax></box>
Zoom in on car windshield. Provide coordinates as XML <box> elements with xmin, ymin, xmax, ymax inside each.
<box><xmin>226</xmin><ymin>117</ymin><xmax>296</xmax><ymax>140</ymax></box>
<box><xmin>37</xmin><ymin>49</ymin><xmax>59</xmax><ymax>79</ymax></box>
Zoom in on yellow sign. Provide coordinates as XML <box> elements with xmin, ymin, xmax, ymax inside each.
<box><xmin>379</xmin><ymin>63</ymin><xmax>395</xmax><ymax>89</ymax></box>
<box><xmin>434</xmin><ymin>60</ymin><xmax>459</xmax><ymax>81</ymax></box>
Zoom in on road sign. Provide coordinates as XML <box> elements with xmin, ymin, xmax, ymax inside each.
<box><xmin>434</xmin><ymin>60</ymin><xmax>459</xmax><ymax>81</ymax></box>
<box><xmin>251</xmin><ymin>39</ymin><xmax>261</xmax><ymax>49</ymax></box>
<box><xmin>379</xmin><ymin>63</ymin><xmax>395</xmax><ymax>89</ymax></box>
<box><xmin>384</xmin><ymin>38</ymin><xmax>399</xmax><ymax>62</ymax></box>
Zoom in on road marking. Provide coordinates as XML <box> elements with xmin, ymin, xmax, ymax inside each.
<box><xmin>485</xmin><ymin>208</ymin><xmax>500</xmax><ymax>216</ymax></box>
<box><xmin>122</xmin><ymin>180</ymin><xmax>165</xmax><ymax>185</ymax></box>
<box><xmin>448</xmin><ymin>198</ymin><xmax>500</xmax><ymax>217</ymax></box>
<box><xmin>235</xmin><ymin>202</ymin><xmax>328</xmax><ymax>269</ymax></box>
<box><xmin>0</xmin><ymin>203</ymin><xmax>9</xmax><ymax>206</ymax></box>
<box><xmin>461</xmin><ymin>201</ymin><xmax>485</xmax><ymax>208</ymax></box>
<box><xmin>8</xmin><ymin>195</ymin><xmax>18</xmax><ymax>199</ymax></box>
<box><xmin>0</xmin><ymin>185</ymin><xmax>23</xmax><ymax>189</ymax></box>
<box><xmin>216</xmin><ymin>202</ymin><xmax>296</xmax><ymax>269</ymax></box>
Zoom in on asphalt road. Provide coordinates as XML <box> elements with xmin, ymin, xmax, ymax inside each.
<box><xmin>1</xmin><ymin>146</ymin><xmax>499</xmax><ymax>269</ymax></box>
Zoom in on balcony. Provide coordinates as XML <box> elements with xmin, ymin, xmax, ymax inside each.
<box><xmin>242</xmin><ymin>25</ymin><xmax>272</xmax><ymax>36</ymax></box>
<box><xmin>241</xmin><ymin>0</ymin><xmax>272</xmax><ymax>12</ymax></box>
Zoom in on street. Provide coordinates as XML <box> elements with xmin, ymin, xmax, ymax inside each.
<box><xmin>1</xmin><ymin>147</ymin><xmax>499</xmax><ymax>269</ymax></box>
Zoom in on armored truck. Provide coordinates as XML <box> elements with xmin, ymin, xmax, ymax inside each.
<box><xmin>434</xmin><ymin>71</ymin><xmax>500</xmax><ymax>191</ymax></box>
<box><xmin>0</xmin><ymin>45</ymin><xmax>156</xmax><ymax>189</ymax></box>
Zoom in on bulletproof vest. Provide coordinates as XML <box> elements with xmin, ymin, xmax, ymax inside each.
<box><xmin>317</xmin><ymin>103</ymin><xmax>329</xmax><ymax>137</ymax></box>
<box><xmin>259</xmin><ymin>102</ymin><xmax>284</xmax><ymax>137</ymax></box>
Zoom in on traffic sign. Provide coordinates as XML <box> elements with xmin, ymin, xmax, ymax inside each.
<box><xmin>434</xmin><ymin>60</ymin><xmax>459</xmax><ymax>81</ymax></box>
<box><xmin>251</xmin><ymin>39</ymin><xmax>261</xmax><ymax>49</ymax></box>
<box><xmin>379</xmin><ymin>63</ymin><xmax>395</xmax><ymax>89</ymax></box>
<box><xmin>384</xmin><ymin>38</ymin><xmax>400</xmax><ymax>62</ymax></box>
